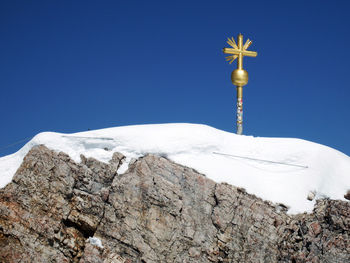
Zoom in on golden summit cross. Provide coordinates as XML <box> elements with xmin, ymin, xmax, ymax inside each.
<box><xmin>223</xmin><ymin>34</ymin><xmax>257</xmax><ymax>135</ymax></box>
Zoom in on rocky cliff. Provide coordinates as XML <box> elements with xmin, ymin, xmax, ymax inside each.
<box><xmin>1</xmin><ymin>145</ymin><xmax>350</xmax><ymax>262</ymax></box>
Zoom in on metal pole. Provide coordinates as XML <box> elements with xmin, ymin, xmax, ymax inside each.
<box><xmin>236</xmin><ymin>86</ymin><xmax>243</xmax><ymax>135</ymax></box>
<box><xmin>236</xmin><ymin>34</ymin><xmax>243</xmax><ymax>135</ymax></box>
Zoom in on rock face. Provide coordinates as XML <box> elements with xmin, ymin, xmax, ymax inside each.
<box><xmin>1</xmin><ymin>145</ymin><xmax>350</xmax><ymax>262</ymax></box>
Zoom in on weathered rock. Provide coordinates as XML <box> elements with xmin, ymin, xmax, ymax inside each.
<box><xmin>0</xmin><ymin>145</ymin><xmax>350</xmax><ymax>262</ymax></box>
<box><xmin>344</xmin><ymin>190</ymin><xmax>350</xmax><ymax>201</ymax></box>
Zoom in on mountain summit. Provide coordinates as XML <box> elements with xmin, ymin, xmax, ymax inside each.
<box><xmin>1</xmin><ymin>123</ymin><xmax>350</xmax><ymax>214</ymax></box>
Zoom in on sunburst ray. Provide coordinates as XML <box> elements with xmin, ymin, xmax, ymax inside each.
<box><xmin>243</xmin><ymin>39</ymin><xmax>252</xmax><ymax>50</ymax></box>
<box><xmin>226</xmin><ymin>55</ymin><xmax>238</xmax><ymax>64</ymax></box>
<box><xmin>227</xmin><ymin>37</ymin><xmax>238</xmax><ymax>49</ymax></box>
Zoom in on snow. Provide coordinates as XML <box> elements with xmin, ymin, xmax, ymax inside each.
<box><xmin>1</xmin><ymin>123</ymin><xmax>350</xmax><ymax>214</ymax></box>
<box><xmin>117</xmin><ymin>157</ymin><xmax>132</xmax><ymax>174</ymax></box>
<box><xmin>88</xmin><ymin>237</ymin><xmax>103</xmax><ymax>248</ymax></box>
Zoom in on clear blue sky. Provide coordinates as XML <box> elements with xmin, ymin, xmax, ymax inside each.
<box><xmin>1</xmin><ymin>0</ymin><xmax>350</xmax><ymax>157</ymax></box>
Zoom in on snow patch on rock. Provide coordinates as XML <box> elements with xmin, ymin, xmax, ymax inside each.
<box><xmin>88</xmin><ymin>237</ymin><xmax>103</xmax><ymax>249</ymax></box>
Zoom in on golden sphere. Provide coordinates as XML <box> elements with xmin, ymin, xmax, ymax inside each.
<box><xmin>231</xmin><ymin>69</ymin><xmax>249</xmax><ymax>86</ymax></box>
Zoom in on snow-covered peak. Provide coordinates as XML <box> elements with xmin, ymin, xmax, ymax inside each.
<box><xmin>1</xmin><ymin>123</ymin><xmax>349</xmax><ymax>214</ymax></box>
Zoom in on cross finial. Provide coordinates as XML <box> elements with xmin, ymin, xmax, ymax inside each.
<box><xmin>223</xmin><ymin>34</ymin><xmax>257</xmax><ymax>70</ymax></box>
<box><xmin>222</xmin><ymin>34</ymin><xmax>257</xmax><ymax>135</ymax></box>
